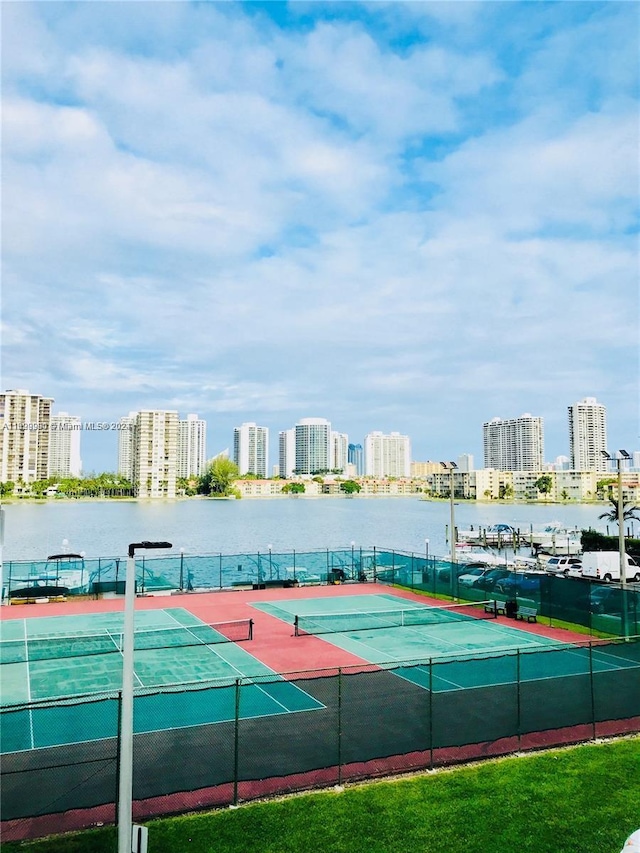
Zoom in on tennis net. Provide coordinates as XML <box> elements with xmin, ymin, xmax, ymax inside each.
<box><xmin>294</xmin><ymin>602</ymin><xmax>497</xmax><ymax>636</ymax></box>
<box><xmin>0</xmin><ymin>618</ymin><xmax>254</xmax><ymax>664</ymax></box>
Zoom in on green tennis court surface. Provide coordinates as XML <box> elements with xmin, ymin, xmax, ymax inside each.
<box><xmin>0</xmin><ymin>607</ymin><xmax>323</xmax><ymax>753</ymax></box>
<box><xmin>254</xmin><ymin>594</ymin><xmax>640</xmax><ymax>691</ymax></box>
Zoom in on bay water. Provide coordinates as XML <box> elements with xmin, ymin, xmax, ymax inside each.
<box><xmin>1</xmin><ymin>497</ymin><xmax>610</xmax><ymax>562</ymax></box>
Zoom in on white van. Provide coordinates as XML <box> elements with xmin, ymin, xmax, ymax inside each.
<box><xmin>580</xmin><ymin>551</ymin><xmax>640</xmax><ymax>583</ymax></box>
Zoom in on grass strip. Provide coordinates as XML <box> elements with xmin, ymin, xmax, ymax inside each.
<box><xmin>4</xmin><ymin>737</ymin><xmax>640</xmax><ymax>853</ymax></box>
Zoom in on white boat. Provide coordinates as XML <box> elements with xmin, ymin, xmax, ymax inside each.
<box><xmin>8</xmin><ymin>553</ymin><xmax>89</xmax><ymax>599</ymax></box>
<box><xmin>445</xmin><ymin>544</ymin><xmax>511</xmax><ymax>566</ymax></box>
<box><xmin>528</xmin><ymin>523</ymin><xmax>581</xmax><ymax>552</ymax></box>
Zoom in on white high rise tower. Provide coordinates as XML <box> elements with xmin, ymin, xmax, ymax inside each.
<box><xmin>568</xmin><ymin>397</ymin><xmax>608</xmax><ymax>471</ymax></box>
<box><xmin>294</xmin><ymin>418</ymin><xmax>332</xmax><ymax>475</ymax></box>
<box><xmin>234</xmin><ymin>422</ymin><xmax>269</xmax><ymax>478</ymax></box>
<box><xmin>132</xmin><ymin>410</ymin><xmax>179</xmax><ymax>498</ymax></box>
<box><xmin>0</xmin><ymin>390</ymin><xmax>53</xmax><ymax>483</ymax></box>
<box><xmin>49</xmin><ymin>413</ymin><xmax>82</xmax><ymax>477</ymax></box>
<box><xmin>178</xmin><ymin>414</ymin><xmax>207</xmax><ymax>478</ymax></box>
<box><xmin>483</xmin><ymin>414</ymin><xmax>544</xmax><ymax>471</ymax></box>
<box><xmin>364</xmin><ymin>432</ymin><xmax>411</xmax><ymax>477</ymax></box>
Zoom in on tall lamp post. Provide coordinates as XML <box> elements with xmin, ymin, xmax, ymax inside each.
<box><xmin>179</xmin><ymin>548</ymin><xmax>185</xmax><ymax>591</ymax></box>
<box><xmin>601</xmin><ymin>450</ymin><xmax>630</xmax><ymax>586</ymax></box>
<box><xmin>440</xmin><ymin>462</ymin><xmax>458</xmax><ymax>563</ymax></box>
<box><xmin>118</xmin><ymin>541</ymin><xmax>172</xmax><ymax>853</ymax></box>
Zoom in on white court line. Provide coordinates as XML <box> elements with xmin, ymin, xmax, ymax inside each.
<box><xmin>161</xmin><ymin>610</ymin><xmax>308</xmax><ymax>715</ymax></box>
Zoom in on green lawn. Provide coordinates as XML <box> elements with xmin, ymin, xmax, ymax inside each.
<box><xmin>5</xmin><ymin>738</ymin><xmax>640</xmax><ymax>853</ymax></box>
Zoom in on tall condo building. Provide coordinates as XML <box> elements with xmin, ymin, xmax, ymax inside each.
<box><xmin>49</xmin><ymin>413</ymin><xmax>82</xmax><ymax>477</ymax></box>
<box><xmin>117</xmin><ymin>413</ymin><xmax>137</xmax><ymax>480</ymax></box>
<box><xmin>348</xmin><ymin>443</ymin><xmax>364</xmax><ymax>476</ymax></box>
<box><xmin>568</xmin><ymin>397</ymin><xmax>608</xmax><ymax>472</ymax></box>
<box><xmin>294</xmin><ymin>418</ymin><xmax>332</xmax><ymax>475</ymax></box>
<box><xmin>132</xmin><ymin>410</ymin><xmax>179</xmax><ymax>498</ymax></box>
<box><xmin>278</xmin><ymin>429</ymin><xmax>295</xmax><ymax>478</ymax></box>
<box><xmin>483</xmin><ymin>414</ymin><xmax>544</xmax><ymax>471</ymax></box>
<box><xmin>364</xmin><ymin>432</ymin><xmax>411</xmax><ymax>478</ymax></box>
<box><xmin>457</xmin><ymin>454</ymin><xmax>474</xmax><ymax>473</ymax></box>
<box><xmin>234</xmin><ymin>422</ymin><xmax>269</xmax><ymax>478</ymax></box>
<box><xmin>331</xmin><ymin>431</ymin><xmax>348</xmax><ymax>473</ymax></box>
<box><xmin>178</xmin><ymin>414</ymin><xmax>207</xmax><ymax>478</ymax></box>
<box><xmin>0</xmin><ymin>389</ymin><xmax>53</xmax><ymax>483</ymax></box>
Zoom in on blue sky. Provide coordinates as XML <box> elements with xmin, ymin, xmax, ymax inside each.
<box><xmin>3</xmin><ymin>1</ymin><xmax>638</xmax><ymax>472</ymax></box>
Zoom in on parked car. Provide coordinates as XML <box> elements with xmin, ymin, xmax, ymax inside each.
<box><xmin>543</xmin><ymin>555</ymin><xmax>583</xmax><ymax>576</ymax></box>
<box><xmin>471</xmin><ymin>567</ymin><xmax>512</xmax><ymax>592</ymax></box>
<box><xmin>494</xmin><ymin>571</ymin><xmax>545</xmax><ymax>596</ymax></box>
<box><xmin>587</xmin><ymin>586</ymin><xmax>640</xmax><ymax>614</ymax></box>
<box><xmin>457</xmin><ymin>567</ymin><xmax>495</xmax><ymax>587</ymax></box>
<box><xmin>436</xmin><ymin>562</ymin><xmax>486</xmax><ymax>584</ymax></box>
<box><xmin>581</xmin><ymin>551</ymin><xmax>640</xmax><ymax>583</ymax></box>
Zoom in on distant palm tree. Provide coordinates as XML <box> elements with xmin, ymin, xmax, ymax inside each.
<box><xmin>598</xmin><ymin>496</ymin><xmax>640</xmax><ymax>525</ymax></box>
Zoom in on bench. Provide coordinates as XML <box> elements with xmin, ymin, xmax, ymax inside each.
<box><xmin>516</xmin><ymin>605</ymin><xmax>538</xmax><ymax>623</ymax></box>
<box><xmin>484</xmin><ymin>600</ymin><xmax>499</xmax><ymax>615</ymax></box>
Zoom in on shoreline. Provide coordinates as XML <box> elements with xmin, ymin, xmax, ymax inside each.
<box><xmin>0</xmin><ymin>495</ymin><xmax>609</xmax><ymax>506</ymax></box>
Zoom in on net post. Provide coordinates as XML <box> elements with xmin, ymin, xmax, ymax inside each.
<box><xmin>248</xmin><ymin>619</ymin><xmax>253</xmax><ymax>641</ymax></box>
<box><xmin>294</xmin><ymin>615</ymin><xmax>299</xmax><ymax>637</ymax></box>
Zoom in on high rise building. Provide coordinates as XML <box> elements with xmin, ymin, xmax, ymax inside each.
<box><xmin>348</xmin><ymin>443</ymin><xmax>364</xmax><ymax>476</ymax></box>
<box><xmin>294</xmin><ymin>418</ymin><xmax>332</xmax><ymax>475</ymax></box>
<box><xmin>483</xmin><ymin>414</ymin><xmax>544</xmax><ymax>471</ymax></box>
<box><xmin>364</xmin><ymin>432</ymin><xmax>411</xmax><ymax>477</ymax></box>
<box><xmin>132</xmin><ymin>410</ymin><xmax>179</xmax><ymax>498</ymax></box>
<box><xmin>331</xmin><ymin>431</ymin><xmax>348</xmax><ymax>473</ymax></box>
<box><xmin>278</xmin><ymin>429</ymin><xmax>296</xmax><ymax>478</ymax></box>
<box><xmin>568</xmin><ymin>397</ymin><xmax>608</xmax><ymax>472</ymax></box>
<box><xmin>234</xmin><ymin>422</ymin><xmax>268</xmax><ymax>478</ymax></box>
<box><xmin>178</xmin><ymin>414</ymin><xmax>207</xmax><ymax>478</ymax></box>
<box><xmin>117</xmin><ymin>413</ymin><xmax>137</xmax><ymax>480</ymax></box>
<box><xmin>0</xmin><ymin>389</ymin><xmax>53</xmax><ymax>483</ymax></box>
<box><xmin>457</xmin><ymin>453</ymin><xmax>474</xmax><ymax>473</ymax></box>
<box><xmin>49</xmin><ymin>413</ymin><xmax>82</xmax><ymax>477</ymax></box>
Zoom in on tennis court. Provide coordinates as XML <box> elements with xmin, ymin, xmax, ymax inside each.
<box><xmin>253</xmin><ymin>593</ymin><xmax>640</xmax><ymax>692</ymax></box>
<box><xmin>0</xmin><ymin>607</ymin><xmax>323</xmax><ymax>753</ymax></box>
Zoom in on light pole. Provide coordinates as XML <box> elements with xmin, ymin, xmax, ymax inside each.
<box><xmin>268</xmin><ymin>544</ymin><xmax>273</xmax><ymax>580</ymax></box>
<box><xmin>425</xmin><ymin>538</ymin><xmax>429</xmax><ymax>560</ymax></box>
<box><xmin>118</xmin><ymin>540</ymin><xmax>172</xmax><ymax>853</ymax></box>
<box><xmin>179</xmin><ymin>548</ymin><xmax>185</xmax><ymax>591</ymax></box>
<box><xmin>441</xmin><ymin>462</ymin><xmax>458</xmax><ymax>563</ymax></box>
<box><xmin>601</xmin><ymin>450</ymin><xmax>630</xmax><ymax>585</ymax></box>
<box><xmin>350</xmin><ymin>541</ymin><xmax>355</xmax><ymax>579</ymax></box>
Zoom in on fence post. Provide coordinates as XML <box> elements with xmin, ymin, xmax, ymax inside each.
<box><xmin>428</xmin><ymin>657</ymin><xmax>433</xmax><ymax>770</ymax></box>
<box><xmin>219</xmin><ymin>553</ymin><xmax>223</xmax><ymax>590</ymax></box>
<box><xmin>588</xmin><ymin>642</ymin><xmax>596</xmax><ymax>741</ymax></box>
<box><xmin>233</xmin><ymin>679</ymin><xmax>241</xmax><ymax>805</ymax></box>
<box><xmin>115</xmin><ymin>690</ymin><xmax>122</xmax><ymax>826</ymax></box>
<box><xmin>373</xmin><ymin>547</ymin><xmax>377</xmax><ymax>583</ymax></box>
<box><xmin>337</xmin><ymin>667</ymin><xmax>343</xmax><ymax>786</ymax></box>
<box><xmin>516</xmin><ymin>649</ymin><xmax>521</xmax><ymax>751</ymax></box>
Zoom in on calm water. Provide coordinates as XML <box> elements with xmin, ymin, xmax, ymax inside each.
<box><xmin>1</xmin><ymin>497</ymin><xmax>611</xmax><ymax>562</ymax></box>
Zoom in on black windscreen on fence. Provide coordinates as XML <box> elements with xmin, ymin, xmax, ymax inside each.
<box><xmin>2</xmin><ymin>637</ymin><xmax>639</xmax><ymax>841</ymax></box>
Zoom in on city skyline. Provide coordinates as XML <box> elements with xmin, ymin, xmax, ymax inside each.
<box><xmin>3</xmin><ymin>4</ymin><xmax>638</xmax><ymax>473</ymax></box>
<box><xmin>3</xmin><ymin>388</ymin><xmax>637</xmax><ymax>479</ymax></box>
